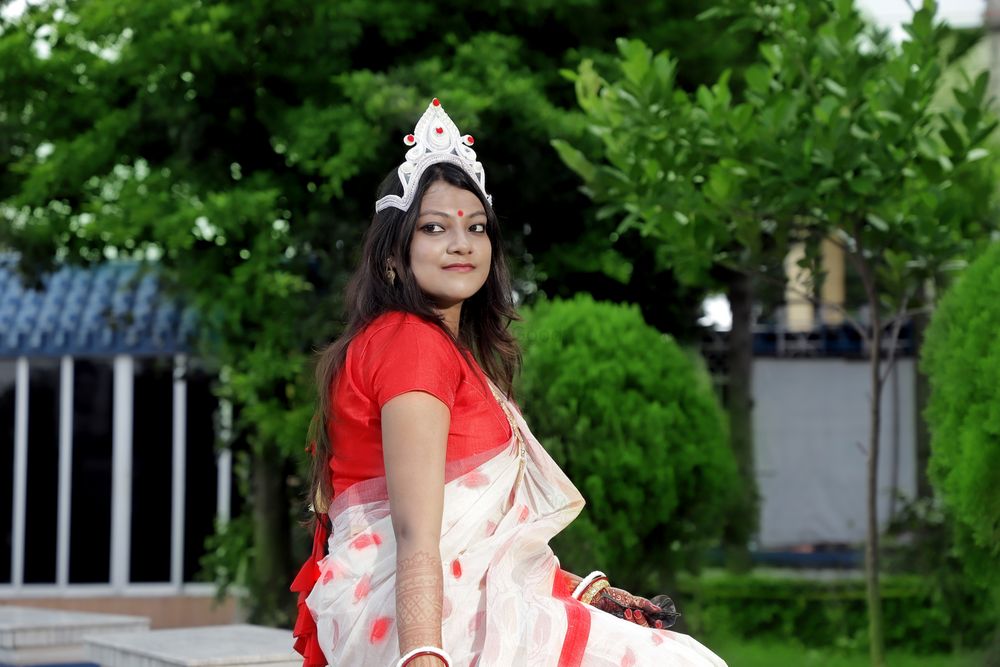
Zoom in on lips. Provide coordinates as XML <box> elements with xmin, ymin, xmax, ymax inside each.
<box><xmin>443</xmin><ymin>264</ymin><xmax>475</xmax><ymax>271</ymax></box>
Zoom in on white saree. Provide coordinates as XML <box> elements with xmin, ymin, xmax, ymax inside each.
<box><xmin>301</xmin><ymin>383</ymin><xmax>727</xmax><ymax>667</ymax></box>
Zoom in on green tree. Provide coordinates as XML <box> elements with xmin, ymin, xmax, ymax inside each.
<box><xmin>0</xmin><ymin>0</ymin><xmax>751</xmax><ymax>622</ymax></box>
<box><xmin>515</xmin><ymin>295</ymin><xmax>739</xmax><ymax>592</ymax></box>
<box><xmin>922</xmin><ymin>241</ymin><xmax>1000</xmax><ymax>607</ymax></box>
<box><xmin>552</xmin><ymin>38</ymin><xmax>787</xmax><ymax>574</ymax></box>
<box><xmin>554</xmin><ymin>1</ymin><xmax>998</xmax><ymax>663</ymax></box>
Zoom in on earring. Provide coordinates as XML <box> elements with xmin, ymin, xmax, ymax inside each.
<box><xmin>386</xmin><ymin>262</ymin><xmax>396</xmax><ymax>286</ymax></box>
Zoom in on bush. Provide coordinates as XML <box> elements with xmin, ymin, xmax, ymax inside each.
<box><xmin>514</xmin><ymin>295</ymin><xmax>739</xmax><ymax>591</ymax></box>
<box><xmin>922</xmin><ymin>241</ymin><xmax>1000</xmax><ymax>602</ymax></box>
<box><xmin>883</xmin><ymin>496</ymin><xmax>998</xmax><ymax>655</ymax></box>
<box><xmin>677</xmin><ymin>570</ymin><xmax>995</xmax><ymax>653</ymax></box>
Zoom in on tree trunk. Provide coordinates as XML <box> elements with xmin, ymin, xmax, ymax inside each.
<box><xmin>866</xmin><ymin>297</ymin><xmax>887</xmax><ymax>667</ymax></box>
<box><xmin>722</xmin><ymin>269</ymin><xmax>757</xmax><ymax>572</ymax></box>
<box><xmin>912</xmin><ymin>285</ymin><xmax>933</xmax><ymax>500</ymax></box>
<box><xmin>251</xmin><ymin>445</ymin><xmax>294</xmax><ymax>625</ymax></box>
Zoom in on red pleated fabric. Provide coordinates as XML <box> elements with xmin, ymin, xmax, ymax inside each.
<box><xmin>291</xmin><ymin>516</ymin><xmax>329</xmax><ymax>667</ymax></box>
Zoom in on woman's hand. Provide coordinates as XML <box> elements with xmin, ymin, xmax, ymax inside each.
<box><xmin>591</xmin><ymin>587</ymin><xmax>680</xmax><ymax>629</ymax></box>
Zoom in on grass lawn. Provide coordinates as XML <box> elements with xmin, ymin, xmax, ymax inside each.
<box><xmin>708</xmin><ymin>637</ymin><xmax>985</xmax><ymax>667</ymax></box>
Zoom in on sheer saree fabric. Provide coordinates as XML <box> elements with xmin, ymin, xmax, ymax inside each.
<box><xmin>301</xmin><ymin>384</ymin><xmax>727</xmax><ymax>666</ymax></box>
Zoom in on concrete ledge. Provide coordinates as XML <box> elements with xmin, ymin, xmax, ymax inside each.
<box><xmin>0</xmin><ymin>606</ymin><xmax>149</xmax><ymax>666</ymax></box>
<box><xmin>85</xmin><ymin>625</ymin><xmax>298</xmax><ymax>667</ymax></box>
<box><xmin>2</xmin><ymin>594</ymin><xmax>241</xmax><ymax>629</ymax></box>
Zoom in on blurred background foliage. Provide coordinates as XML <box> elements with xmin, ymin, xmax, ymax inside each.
<box><xmin>514</xmin><ymin>295</ymin><xmax>739</xmax><ymax>592</ymax></box>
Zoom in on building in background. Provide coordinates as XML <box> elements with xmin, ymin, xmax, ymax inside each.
<box><xmin>0</xmin><ymin>254</ymin><xmax>240</xmax><ymax>626</ymax></box>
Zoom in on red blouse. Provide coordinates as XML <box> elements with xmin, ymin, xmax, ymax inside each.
<box><xmin>327</xmin><ymin>310</ymin><xmax>512</xmax><ymax>496</ymax></box>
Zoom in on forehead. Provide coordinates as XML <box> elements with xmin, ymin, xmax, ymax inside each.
<box><xmin>419</xmin><ymin>181</ymin><xmax>484</xmax><ymax>212</ymax></box>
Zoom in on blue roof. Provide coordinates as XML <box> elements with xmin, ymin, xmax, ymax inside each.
<box><xmin>0</xmin><ymin>254</ymin><xmax>197</xmax><ymax>358</ymax></box>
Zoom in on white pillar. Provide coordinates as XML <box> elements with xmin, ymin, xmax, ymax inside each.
<box><xmin>110</xmin><ymin>355</ymin><xmax>134</xmax><ymax>590</ymax></box>
<box><xmin>819</xmin><ymin>238</ymin><xmax>845</xmax><ymax>326</ymax></box>
<box><xmin>56</xmin><ymin>356</ymin><xmax>74</xmax><ymax>587</ymax></box>
<box><xmin>11</xmin><ymin>357</ymin><xmax>29</xmax><ymax>589</ymax></box>
<box><xmin>216</xmin><ymin>367</ymin><xmax>233</xmax><ymax>527</ymax></box>
<box><xmin>170</xmin><ymin>354</ymin><xmax>187</xmax><ymax>588</ymax></box>
<box><xmin>784</xmin><ymin>242</ymin><xmax>815</xmax><ymax>332</ymax></box>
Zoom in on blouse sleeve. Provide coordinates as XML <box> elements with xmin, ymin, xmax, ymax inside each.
<box><xmin>358</xmin><ymin>318</ymin><xmax>463</xmax><ymax>411</ymax></box>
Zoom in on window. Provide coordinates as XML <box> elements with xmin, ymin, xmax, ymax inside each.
<box><xmin>69</xmin><ymin>358</ymin><xmax>113</xmax><ymax>584</ymax></box>
<box><xmin>24</xmin><ymin>358</ymin><xmax>59</xmax><ymax>583</ymax></box>
<box><xmin>129</xmin><ymin>357</ymin><xmax>174</xmax><ymax>583</ymax></box>
<box><xmin>184</xmin><ymin>365</ymin><xmax>219</xmax><ymax>582</ymax></box>
<box><xmin>2</xmin><ymin>353</ymin><xmax>225</xmax><ymax>591</ymax></box>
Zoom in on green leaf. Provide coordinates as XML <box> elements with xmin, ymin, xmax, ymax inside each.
<box><xmin>866</xmin><ymin>213</ymin><xmax>889</xmax><ymax>232</ymax></box>
<box><xmin>616</xmin><ymin>38</ymin><xmax>653</xmax><ymax>86</ymax></box>
<box><xmin>874</xmin><ymin>110</ymin><xmax>902</xmax><ymax>125</ymax></box>
<box><xmin>551</xmin><ymin>139</ymin><xmax>597</xmax><ymax>183</ymax></box>
<box><xmin>849</xmin><ymin>123</ymin><xmax>873</xmax><ymax>140</ymax></box>
<box><xmin>822</xmin><ymin>78</ymin><xmax>848</xmax><ymax>98</ymax></box>
<box><xmin>745</xmin><ymin>64</ymin><xmax>772</xmax><ymax>95</ymax></box>
<box><xmin>817</xmin><ymin>177</ymin><xmax>841</xmax><ymax>194</ymax></box>
<box><xmin>814</xmin><ymin>96</ymin><xmax>840</xmax><ymax>124</ymax></box>
<box><xmin>966</xmin><ymin>148</ymin><xmax>990</xmax><ymax>162</ymax></box>
<box><xmin>849</xmin><ymin>177</ymin><xmax>875</xmax><ymax>195</ymax></box>
<box><xmin>759</xmin><ymin>43</ymin><xmax>783</xmax><ymax>69</ymax></box>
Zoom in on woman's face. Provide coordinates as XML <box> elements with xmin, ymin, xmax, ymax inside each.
<box><xmin>408</xmin><ymin>180</ymin><xmax>492</xmax><ymax>309</ymax></box>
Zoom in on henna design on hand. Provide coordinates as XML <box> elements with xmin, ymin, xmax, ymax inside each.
<box><xmin>591</xmin><ymin>586</ymin><xmax>680</xmax><ymax>629</ymax></box>
<box><xmin>395</xmin><ymin>550</ymin><xmax>444</xmax><ymax>652</ymax></box>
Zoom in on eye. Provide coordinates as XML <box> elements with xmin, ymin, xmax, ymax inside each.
<box><xmin>419</xmin><ymin>223</ymin><xmax>444</xmax><ymax>233</ymax></box>
<box><xmin>470</xmin><ymin>223</ymin><xmax>487</xmax><ymax>233</ymax></box>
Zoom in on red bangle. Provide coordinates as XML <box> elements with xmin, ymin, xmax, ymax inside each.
<box><xmin>400</xmin><ymin>649</ymin><xmax>449</xmax><ymax>666</ymax></box>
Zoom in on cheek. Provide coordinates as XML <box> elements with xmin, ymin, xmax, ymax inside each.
<box><xmin>409</xmin><ymin>240</ymin><xmax>434</xmax><ymax>270</ymax></box>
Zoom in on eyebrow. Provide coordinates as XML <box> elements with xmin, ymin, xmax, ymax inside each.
<box><xmin>418</xmin><ymin>209</ymin><xmax>487</xmax><ymax>219</ymax></box>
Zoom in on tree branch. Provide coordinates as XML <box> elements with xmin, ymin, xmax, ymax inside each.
<box><xmin>879</xmin><ymin>293</ymin><xmax>912</xmax><ymax>385</ymax></box>
<box><xmin>883</xmin><ymin>305</ymin><xmax>931</xmax><ymax>331</ymax></box>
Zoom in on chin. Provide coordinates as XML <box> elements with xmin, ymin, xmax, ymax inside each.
<box><xmin>421</xmin><ymin>277</ymin><xmax>488</xmax><ymax>306</ymax></box>
<box><xmin>431</xmin><ymin>292</ymin><xmax>476</xmax><ymax>308</ymax></box>
<box><xmin>427</xmin><ymin>284</ymin><xmax>487</xmax><ymax>308</ymax></box>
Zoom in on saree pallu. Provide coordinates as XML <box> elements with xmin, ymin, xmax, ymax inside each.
<box><xmin>298</xmin><ymin>387</ymin><xmax>728</xmax><ymax>667</ymax></box>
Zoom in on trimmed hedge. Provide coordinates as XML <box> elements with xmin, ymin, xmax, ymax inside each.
<box><xmin>922</xmin><ymin>241</ymin><xmax>1000</xmax><ymax>601</ymax></box>
<box><xmin>677</xmin><ymin>571</ymin><xmax>996</xmax><ymax>653</ymax></box>
<box><xmin>514</xmin><ymin>295</ymin><xmax>740</xmax><ymax>591</ymax></box>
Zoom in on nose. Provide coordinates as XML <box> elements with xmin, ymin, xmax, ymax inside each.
<box><xmin>448</xmin><ymin>228</ymin><xmax>474</xmax><ymax>254</ymax></box>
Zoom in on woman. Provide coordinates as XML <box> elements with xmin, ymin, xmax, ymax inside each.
<box><xmin>291</xmin><ymin>99</ymin><xmax>727</xmax><ymax>667</ymax></box>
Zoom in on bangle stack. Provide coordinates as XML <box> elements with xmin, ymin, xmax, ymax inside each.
<box><xmin>396</xmin><ymin>646</ymin><xmax>452</xmax><ymax>666</ymax></box>
<box><xmin>572</xmin><ymin>570</ymin><xmax>610</xmax><ymax>605</ymax></box>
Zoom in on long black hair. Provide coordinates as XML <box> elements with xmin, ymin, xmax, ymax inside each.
<box><xmin>307</xmin><ymin>162</ymin><xmax>521</xmax><ymax>513</ymax></box>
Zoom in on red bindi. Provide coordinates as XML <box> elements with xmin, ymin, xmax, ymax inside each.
<box><xmin>457</xmin><ymin>209</ymin><xmax>464</xmax><ymax>217</ymax></box>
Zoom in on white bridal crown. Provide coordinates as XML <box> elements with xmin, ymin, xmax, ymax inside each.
<box><xmin>375</xmin><ymin>98</ymin><xmax>492</xmax><ymax>213</ymax></box>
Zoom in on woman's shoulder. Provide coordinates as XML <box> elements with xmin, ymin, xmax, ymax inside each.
<box><xmin>354</xmin><ymin>310</ymin><xmax>456</xmax><ymax>357</ymax></box>
<box><xmin>349</xmin><ymin>311</ymin><xmax>468</xmax><ymax>407</ymax></box>
<box><xmin>362</xmin><ymin>309</ymin><xmax>446</xmax><ymax>336</ymax></box>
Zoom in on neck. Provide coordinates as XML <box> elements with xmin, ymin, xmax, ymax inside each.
<box><xmin>437</xmin><ymin>302</ymin><xmax>462</xmax><ymax>338</ymax></box>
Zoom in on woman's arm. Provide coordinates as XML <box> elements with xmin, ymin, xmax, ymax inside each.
<box><xmin>382</xmin><ymin>391</ymin><xmax>450</xmax><ymax>666</ymax></box>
